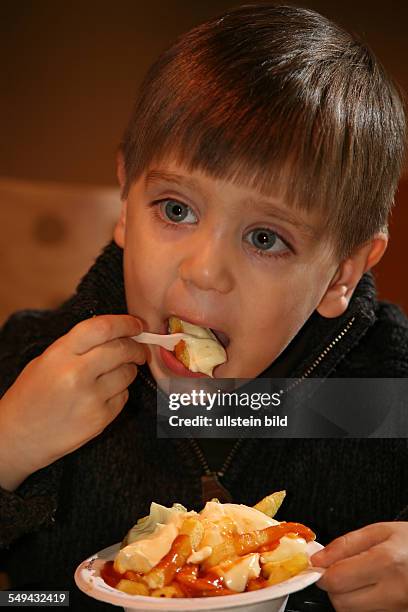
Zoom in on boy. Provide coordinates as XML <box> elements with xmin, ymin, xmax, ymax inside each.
<box><xmin>1</xmin><ymin>4</ymin><xmax>407</xmax><ymax>611</ymax></box>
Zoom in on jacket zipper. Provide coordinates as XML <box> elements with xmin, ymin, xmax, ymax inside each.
<box><xmin>284</xmin><ymin>315</ymin><xmax>355</xmax><ymax>393</ymax></box>
<box><xmin>138</xmin><ymin>315</ymin><xmax>355</xmax><ymax>502</ymax></box>
<box><xmin>201</xmin><ymin>314</ymin><xmax>356</xmax><ymax>479</ymax></box>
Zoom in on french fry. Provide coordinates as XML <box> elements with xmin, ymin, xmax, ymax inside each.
<box><xmin>237</xmin><ymin>523</ymin><xmax>315</xmax><ymax>556</ymax></box>
<box><xmin>174</xmin><ymin>339</ymin><xmax>189</xmax><ymax>368</ymax></box>
<box><xmin>177</xmin><ymin>568</ymin><xmax>234</xmax><ymax>596</ymax></box>
<box><xmin>263</xmin><ymin>552</ymin><xmax>309</xmax><ymax>585</ymax></box>
<box><xmin>168</xmin><ymin>316</ymin><xmax>183</xmax><ymax>333</ymax></box>
<box><xmin>203</xmin><ymin>522</ymin><xmax>314</xmax><ymax>570</ymax></box>
<box><xmin>205</xmin><ymin>525</ymin><xmax>270</xmax><ymax>569</ymax></box>
<box><xmin>143</xmin><ymin>534</ymin><xmax>192</xmax><ymax>589</ymax></box>
<box><xmin>234</xmin><ymin>528</ymin><xmax>270</xmax><ymax>556</ymax></box>
<box><xmin>116</xmin><ymin>579</ymin><xmax>149</xmax><ymax>595</ymax></box>
<box><xmin>253</xmin><ymin>491</ymin><xmax>286</xmax><ymax>518</ymax></box>
<box><xmin>151</xmin><ymin>584</ymin><xmax>185</xmax><ymax>598</ymax></box>
<box><xmin>179</xmin><ymin>516</ymin><xmax>204</xmax><ymax>549</ymax></box>
<box><xmin>202</xmin><ymin>536</ymin><xmax>236</xmax><ymax>569</ymax></box>
<box><xmin>175</xmin><ymin>563</ymin><xmax>199</xmax><ymax>587</ymax></box>
<box><xmin>123</xmin><ymin>570</ymin><xmax>143</xmax><ymax>581</ymax></box>
<box><xmin>168</xmin><ymin>317</ymin><xmax>190</xmax><ymax>368</ymax></box>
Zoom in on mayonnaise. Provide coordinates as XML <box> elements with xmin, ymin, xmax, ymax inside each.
<box><xmin>187</xmin><ymin>546</ymin><xmax>213</xmax><ymax>564</ymax></box>
<box><xmin>114</xmin><ymin>513</ymin><xmax>185</xmax><ymax>574</ymax></box>
<box><xmin>217</xmin><ymin>554</ymin><xmax>261</xmax><ymax>592</ymax></box>
<box><xmin>174</xmin><ymin>320</ymin><xmax>227</xmax><ymax>377</ymax></box>
<box><xmin>200</xmin><ymin>502</ymin><xmax>280</xmax><ymax>534</ymax></box>
<box><xmin>260</xmin><ymin>536</ymin><xmax>307</xmax><ymax>564</ymax></box>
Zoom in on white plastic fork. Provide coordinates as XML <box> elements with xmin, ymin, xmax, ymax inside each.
<box><xmin>131</xmin><ymin>331</ymin><xmax>194</xmax><ymax>350</ymax></box>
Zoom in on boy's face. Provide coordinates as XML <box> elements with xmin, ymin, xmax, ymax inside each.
<box><xmin>115</xmin><ymin>159</ymin><xmax>340</xmax><ymax>382</ymax></box>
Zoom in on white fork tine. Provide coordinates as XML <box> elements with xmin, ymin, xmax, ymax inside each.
<box><xmin>131</xmin><ymin>332</ymin><xmax>193</xmax><ymax>350</ymax></box>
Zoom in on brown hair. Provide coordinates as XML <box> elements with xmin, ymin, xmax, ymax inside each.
<box><xmin>120</xmin><ymin>3</ymin><xmax>406</xmax><ymax>259</ymax></box>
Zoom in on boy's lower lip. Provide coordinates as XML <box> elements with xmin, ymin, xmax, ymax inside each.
<box><xmin>159</xmin><ymin>346</ymin><xmax>209</xmax><ymax>378</ymax></box>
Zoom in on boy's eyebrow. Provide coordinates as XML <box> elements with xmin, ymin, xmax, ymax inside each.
<box><xmin>145</xmin><ymin>169</ymin><xmax>201</xmax><ymax>193</ymax></box>
<box><xmin>145</xmin><ymin>169</ymin><xmax>319</xmax><ymax>239</ymax></box>
<box><xmin>243</xmin><ymin>197</ymin><xmax>319</xmax><ymax>239</ymax></box>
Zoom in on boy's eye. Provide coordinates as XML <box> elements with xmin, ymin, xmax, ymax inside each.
<box><xmin>246</xmin><ymin>228</ymin><xmax>288</xmax><ymax>254</ymax></box>
<box><xmin>159</xmin><ymin>199</ymin><xmax>197</xmax><ymax>223</ymax></box>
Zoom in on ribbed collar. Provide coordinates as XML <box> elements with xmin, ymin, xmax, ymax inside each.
<box><xmin>68</xmin><ymin>241</ymin><xmax>378</xmax><ymax>382</ymax></box>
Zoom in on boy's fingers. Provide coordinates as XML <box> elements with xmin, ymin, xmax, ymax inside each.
<box><xmin>84</xmin><ymin>337</ymin><xmax>147</xmax><ymax>377</ymax></box>
<box><xmin>328</xmin><ymin>583</ymin><xmax>378</xmax><ymax>612</ymax></box>
<box><xmin>97</xmin><ymin>363</ymin><xmax>138</xmax><ymax>399</ymax></box>
<box><xmin>317</xmin><ymin>547</ymin><xmax>382</xmax><ymax>594</ymax></box>
<box><xmin>311</xmin><ymin>523</ymin><xmax>392</xmax><ymax>568</ymax></box>
<box><xmin>105</xmin><ymin>389</ymin><xmax>130</xmax><ymax>418</ymax></box>
<box><xmin>66</xmin><ymin>315</ymin><xmax>144</xmax><ymax>355</ymax></box>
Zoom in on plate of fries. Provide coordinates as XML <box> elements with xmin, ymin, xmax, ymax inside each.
<box><xmin>75</xmin><ymin>492</ymin><xmax>324</xmax><ymax>612</ymax></box>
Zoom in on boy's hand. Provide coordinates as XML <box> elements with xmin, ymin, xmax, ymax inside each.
<box><xmin>0</xmin><ymin>315</ymin><xmax>147</xmax><ymax>490</ymax></box>
<box><xmin>311</xmin><ymin>522</ymin><xmax>408</xmax><ymax>611</ymax></box>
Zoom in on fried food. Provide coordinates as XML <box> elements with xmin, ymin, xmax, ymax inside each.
<box><xmin>116</xmin><ymin>579</ymin><xmax>149</xmax><ymax>596</ymax></box>
<box><xmin>104</xmin><ymin>493</ymin><xmax>316</xmax><ymax>598</ymax></box>
<box><xmin>264</xmin><ymin>552</ymin><xmax>309</xmax><ymax>585</ymax></box>
<box><xmin>253</xmin><ymin>491</ymin><xmax>286</xmax><ymax>518</ymax></box>
<box><xmin>168</xmin><ymin>316</ymin><xmax>227</xmax><ymax>376</ymax></box>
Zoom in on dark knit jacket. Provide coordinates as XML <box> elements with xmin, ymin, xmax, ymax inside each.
<box><xmin>1</xmin><ymin>242</ymin><xmax>408</xmax><ymax>611</ymax></box>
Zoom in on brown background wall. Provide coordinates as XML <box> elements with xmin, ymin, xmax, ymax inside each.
<box><xmin>1</xmin><ymin>0</ymin><xmax>407</xmax><ymax>316</ymax></box>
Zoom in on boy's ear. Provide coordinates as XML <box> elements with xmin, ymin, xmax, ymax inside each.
<box><xmin>113</xmin><ymin>200</ymin><xmax>127</xmax><ymax>248</ymax></box>
<box><xmin>116</xmin><ymin>148</ymin><xmax>126</xmax><ymax>192</ymax></box>
<box><xmin>316</xmin><ymin>232</ymin><xmax>388</xmax><ymax>318</ymax></box>
<box><xmin>113</xmin><ymin>149</ymin><xmax>127</xmax><ymax>248</ymax></box>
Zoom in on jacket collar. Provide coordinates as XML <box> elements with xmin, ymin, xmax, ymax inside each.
<box><xmin>69</xmin><ymin>241</ymin><xmax>377</xmax><ymax>381</ymax></box>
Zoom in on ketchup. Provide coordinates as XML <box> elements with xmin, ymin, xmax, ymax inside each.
<box><xmin>100</xmin><ymin>561</ymin><xmax>123</xmax><ymax>588</ymax></box>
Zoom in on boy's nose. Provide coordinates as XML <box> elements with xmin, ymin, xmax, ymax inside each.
<box><xmin>178</xmin><ymin>237</ymin><xmax>234</xmax><ymax>294</ymax></box>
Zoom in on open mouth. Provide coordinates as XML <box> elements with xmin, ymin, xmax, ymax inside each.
<box><xmin>160</xmin><ymin>316</ymin><xmax>229</xmax><ymax>378</ymax></box>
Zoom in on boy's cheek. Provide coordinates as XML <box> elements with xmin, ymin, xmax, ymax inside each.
<box><xmin>123</xmin><ymin>251</ymin><xmax>162</xmax><ymax>307</ymax></box>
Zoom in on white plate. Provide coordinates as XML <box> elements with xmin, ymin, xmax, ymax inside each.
<box><xmin>75</xmin><ymin>541</ymin><xmax>324</xmax><ymax>611</ymax></box>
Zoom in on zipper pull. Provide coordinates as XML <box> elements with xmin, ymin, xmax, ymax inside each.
<box><xmin>201</xmin><ymin>472</ymin><xmax>233</xmax><ymax>504</ymax></box>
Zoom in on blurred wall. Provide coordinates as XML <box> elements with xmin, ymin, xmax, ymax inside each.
<box><xmin>1</xmin><ymin>0</ymin><xmax>407</xmax><ymax>313</ymax></box>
